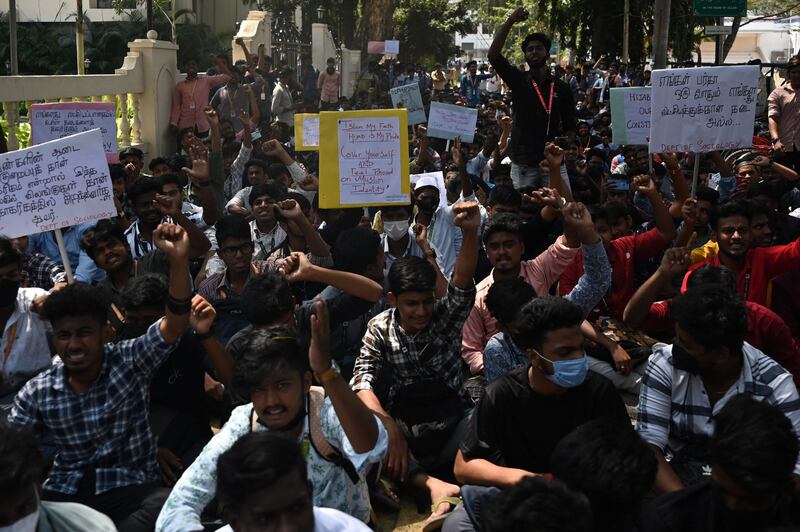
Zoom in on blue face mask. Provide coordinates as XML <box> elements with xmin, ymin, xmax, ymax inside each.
<box><xmin>537</xmin><ymin>351</ymin><xmax>589</xmax><ymax>388</ymax></box>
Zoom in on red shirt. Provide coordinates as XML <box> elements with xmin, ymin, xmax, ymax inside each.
<box><xmin>644</xmin><ymin>299</ymin><xmax>800</xmax><ymax>387</ymax></box>
<box><xmin>559</xmin><ymin>228</ymin><xmax>669</xmax><ymax>320</ymax></box>
<box><xmin>682</xmin><ymin>239</ymin><xmax>800</xmax><ymax>308</ymax></box>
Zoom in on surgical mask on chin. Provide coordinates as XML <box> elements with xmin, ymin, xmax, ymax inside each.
<box><xmin>384</xmin><ymin>220</ymin><xmax>410</xmax><ymax>241</ymax></box>
<box><xmin>538</xmin><ymin>351</ymin><xmax>589</xmax><ymax>388</ymax></box>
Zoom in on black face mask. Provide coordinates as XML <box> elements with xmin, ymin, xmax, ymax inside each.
<box><xmin>117</xmin><ymin>321</ymin><xmax>152</xmax><ymax>341</ymax></box>
<box><xmin>0</xmin><ymin>279</ymin><xmax>19</xmax><ymax>307</ymax></box>
<box><xmin>672</xmin><ymin>342</ymin><xmax>702</xmax><ymax>375</ymax></box>
<box><xmin>587</xmin><ymin>166</ymin><xmax>604</xmax><ymax>180</ymax></box>
<box><xmin>417</xmin><ymin>197</ymin><xmax>438</xmax><ymax>213</ymax></box>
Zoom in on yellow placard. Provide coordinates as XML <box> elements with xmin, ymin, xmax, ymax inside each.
<box><xmin>319</xmin><ymin>109</ymin><xmax>411</xmax><ymax>209</ymax></box>
<box><xmin>294</xmin><ymin>113</ymin><xmax>320</xmax><ymax>151</ymax></box>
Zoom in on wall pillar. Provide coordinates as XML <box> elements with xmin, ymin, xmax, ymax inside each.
<box><xmin>233</xmin><ymin>11</ymin><xmax>272</xmax><ymax>66</ymax></box>
<box><xmin>341</xmin><ymin>48</ymin><xmax>362</xmax><ymax>99</ymax></box>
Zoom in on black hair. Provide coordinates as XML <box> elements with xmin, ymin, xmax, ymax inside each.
<box><xmin>686</xmin><ymin>265</ymin><xmax>736</xmax><ymax>292</ymax></box>
<box><xmin>222</xmin><ymin>141</ymin><xmax>243</xmax><ymax>159</ymax></box>
<box><xmin>177</xmin><ymin>128</ymin><xmax>195</xmax><ymax>145</ymax></box>
<box><xmin>0</xmin><ymin>424</ymin><xmax>44</xmax><ymax>495</ymax></box>
<box><xmin>695</xmin><ymin>185</ymin><xmax>720</xmax><ymax>206</ymax></box>
<box><xmin>120</xmin><ymin>273</ymin><xmax>168</xmax><ymax>310</ymax></box>
<box><xmin>486</xmin><ymin>279</ymin><xmax>536</xmax><ymax>325</ymax></box>
<box><xmin>551</xmin><ymin>419</ymin><xmax>657</xmax><ymax>530</ymax></box>
<box><xmin>482</xmin><ymin>212</ymin><xmax>523</xmax><ymax>245</ymax></box>
<box><xmin>232</xmin><ymin>327</ymin><xmax>309</xmax><ymax>398</ymax></box>
<box><xmin>40</xmin><ymin>283</ymin><xmax>110</xmax><ymax>325</ymax></box>
<box><xmin>709</xmin><ymin>199</ymin><xmax>752</xmax><ymax>230</ymax></box>
<box><xmin>748</xmin><ymin>198</ymin><xmax>773</xmax><ymax>219</ymax></box>
<box><xmin>488</xmin><ymin>186</ymin><xmax>522</xmax><ymax>209</ymax></box>
<box><xmin>670</xmin><ymin>284</ymin><xmax>747</xmax><ymax>353</ymax></box>
<box><xmin>148</xmin><ymin>156</ymin><xmax>170</xmax><ymax>171</ymax></box>
<box><xmin>285</xmin><ymin>191</ymin><xmax>311</xmax><ymax>212</ymax></box>
<box><xmin>108</xmin><ymin>163</ymin><xmax>126</xmax><ymax>182</ymax></box>
<box><xmin>80</xmin><ymin>218</ymin><xmax>128</xmax><ymax>260</ymax></box>
<box><xmin>267</xmin><ymin>163</ymin><xmax>290</xmax><ymax>181</ymax></box>
<box><xmin>248</xmin><ymin>182</ymin><xmax>286</xmax><ymax>206</ymax></box>
<box><xmin>586</xmin><ymin>148</ymin><xmax>606</xmax><ymax>162</ymax></box>
<box><xmin>513</xmin><ymin>296</ymin><xmax>584</xmax><ymax>352</ymax></box>
<box><xmin>483</xmin><ymin>476</ymin><xmax>592</xmax><ymax>532</ymax></box>
<box><xmin>127</xmin><ymin>176</ymin><xmax>161</xmax><ymax>203</ymax></box>
<box><xmin>387</xmin><ymin>256</ymin><xmax>436</xmax><ymax>295</ymax></box>
<box><xmin>217</xmin><ymin>432</ymin><xmax>308</xmax><ymax>519</ymax></box>
<box><xmin>119</xmin><ymin>146</ymin><xmax>143</xmax><ymax>161</ymax></box>
<box><xmin>215</xmin><ymin>214</ymin><xmax>252</xmax><ymax>246</ymax></box>
<box><xmin>746</xmin><ymin>180</ymin><xmax>780</xmax><ymax>201</ymax></box>
<box><xmin>521</xmin><ymin>32</ymin><xmax>552</xmax><ymax>54</ymax></box>
<box><xmin>243</xmin><ymin>159</ymin><xmax>269</xmax><ymax>181</ymax></box>
<box><xmin>602</xmin><ymin>201</ymin><xmax>631</xmax><ymax>223</ymax></box>
<box><xmin>157</xmin><ymin>172</ymin><xmax>183</xmax><ymax>190</ymax></box>
<box><xmin>0</xmin><ymin>237</ymin><xmax>21</xmax><ymax>269</ymax></box>
<box><xmin>711</xmin><ymin>394</ymin><xmax>799</xmax><ymax>494</ymax></box>
<box><xmin>466</xmin><ymin>60</ymin><xmax>477</xmax><ymax>67</ymax></box>
<box><xmin>333</xmin><ymin>227</ymin><xmax>381</xmax><ymax>275</ymax></box>
<box><xmin>240</xmin><ymin>272</ymin><xmax>295</xmax><ymax>326</ymax></box>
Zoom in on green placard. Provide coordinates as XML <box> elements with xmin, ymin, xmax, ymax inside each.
<box><xmin>693</xmin><ymin>0</ymin><xmax>747</xmax><ymax>16</ymax></box>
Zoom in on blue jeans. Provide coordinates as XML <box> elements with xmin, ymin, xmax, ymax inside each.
<box><xmin>442</xmin><ymin>485</ymin><xmax>503</xmax><ymax>532</ymax></box>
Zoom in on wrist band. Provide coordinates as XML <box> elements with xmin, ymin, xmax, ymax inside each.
<box><xmin>195</xmin><ymin>327</ymin><xmax>215</xmax><ymax>341</ymax></box>
<box><xmin>314</xmin><ymin>366</ymin><xmax>338</xmax><ymax>384</ymax></box>
<box><xmin>167</xmin><ymin>294</ymin><xmax>191</xmax><ymax>315</ymax></box>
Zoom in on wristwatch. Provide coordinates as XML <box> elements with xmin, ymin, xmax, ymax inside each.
<box><xmin>424</xmin><ymin>249</ymin><xmax>437</xmax><ymax>260</ymax></box>
<box><xmin>771</xmin><ymin>137</ymin><xmax>780</xmax><ymax>144</ymax></box>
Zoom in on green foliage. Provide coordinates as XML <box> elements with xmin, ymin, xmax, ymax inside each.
<box><xmin>393</xmin><ymin>0</ymin><xmax>476</xmax><ymax>65</ymax></box>
<box><xmin>0</xmin><ymin>119</ymin><xmax>31</xmax><ymax>149</ymax></box>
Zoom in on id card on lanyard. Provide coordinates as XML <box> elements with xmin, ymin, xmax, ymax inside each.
<box><xmin>531</xmin><ymin>79</ymin><xmax>555</xmax><ymax>136</ymax></box>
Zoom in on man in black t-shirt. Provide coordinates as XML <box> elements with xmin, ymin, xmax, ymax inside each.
<box><xmin>443</xmin><ymin>296</ymin><xmax>627</xmax><ymax>531</ymax></box>
<box><xmin>488</xmin><ymin>7</ymin><xmax>576</xmax><ymax>189</ymax></box>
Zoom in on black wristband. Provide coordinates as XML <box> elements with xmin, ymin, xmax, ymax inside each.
<box><xmin>167</xmin><ymin>294</ymin><xmax>191</xmax><ymax>315</ymax></box>
<box><xmin>195</xmin><ymin>327</ymin><xmax>215</xmax><ymax>341</ymax></box>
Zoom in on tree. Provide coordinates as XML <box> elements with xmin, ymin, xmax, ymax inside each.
<box><xmin>393</xmin><ymin>0</ymin><xmax>475</xmax><ymax>64</ymax></box>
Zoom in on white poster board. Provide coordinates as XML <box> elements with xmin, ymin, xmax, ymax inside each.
<box><xmin>427</xmin><ymin>102</ymin><xmax>478</xmax><ymax>144</ymax></box>
<box><xmin>0</xmin><ymin>129</ymin><xmax>116</xmax><ymax>238</ymax></box>
<box><xmin>30</xmin><ymin>102</ymin><xmax>118</xmax><ymax>162</ymax></box>
<box><xmin>649</xmin><ymin>65</ymin><xmax>759</xmax><ymax>153</ymax></box>
<box><xmin>610</xmin><ymin>87</ymin><xmax>651</xmax><ymax>145</ymax></box>
<box><xmin>389</xmin><ymin>83</ymin><xmax>426</xmax><ymax>125</ymax></box>
<box><xmin>410</xmin><ymin>171</ymin><xmax>447</xmax><ymax>210</ymax></box>
<box><xmin>385</xmin><ymin>40</ymin><xmax>400</xmax><ymax>55</ymax></box>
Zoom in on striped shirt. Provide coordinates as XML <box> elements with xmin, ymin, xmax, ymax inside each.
<box><xmin>124</xmin><ymin>212</ymin><xmax>206</xmax><ymax>258</ymax></box>
<box><xmin>636</xmin><ymin>342</ymin><xmax>800</xmax><ymax>474</ymax></box>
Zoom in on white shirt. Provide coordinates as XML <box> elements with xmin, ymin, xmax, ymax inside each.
<box><xmin>272</xmin><ymin>82</ymin><xmax>295</xmax><ymax>124</ymax></box>
<box><xmin>382</xmin><ymin>229</ymin><xmax>424</xmax><ymax>277</ymax></box>
<box><xmin>216</xmin><ymin>507</ymin><xmax>371</xmax><ymax>532</ymax></box>
<box><xmin>0</xmin><ymin>287</ymin><xmax>51</xmax><ymax>392</ymax></box>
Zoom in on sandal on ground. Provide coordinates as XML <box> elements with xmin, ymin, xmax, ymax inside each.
<box><xmin>370</xmin><ymin>479</ymin><xmax>401</xmax><ymax>512</ymax></box>
<box><xmin>421</xmin><ymin>496</ymin><xmax>461</xmax><ymax>532</ymax></box>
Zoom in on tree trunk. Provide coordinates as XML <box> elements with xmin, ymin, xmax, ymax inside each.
<box><xmin>357</xmin><ymin>0</ymin><xmax>395</xmax><ymax>50</ymax></box>
<box><xmin>341</xmin><ymin>0</ymin><xmax>356</xmax><ymax>48</ymax></box>
<box><xmin>722</xmin><ymin>16</ymin><xmax>742</xmax><ymax>62</ymax></box>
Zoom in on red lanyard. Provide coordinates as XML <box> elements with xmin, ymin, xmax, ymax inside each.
<box><xmin>532</xmin><ymin>79</ymin><xmax>555</xmax><ymax>134</ymax></box>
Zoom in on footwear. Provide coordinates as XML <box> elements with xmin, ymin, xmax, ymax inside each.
<box><xmin>421</xmin><ymin>496</ymin><xmax>461</xmax><ymax>532</ymax></box>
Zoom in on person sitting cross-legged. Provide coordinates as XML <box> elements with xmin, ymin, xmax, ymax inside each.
<box><xmin>7</xmin><ymin>223</ymin><xmax>199</xmax><ymax>532</ymax></box>
<box><xmin>156</xmin><ymin>299</ymin><xmax>388</xmax><ymax>530</ymax></box>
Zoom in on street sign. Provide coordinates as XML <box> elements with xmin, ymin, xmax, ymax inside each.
<box><xmin>693</xmin><ymin>0</ymin><xmax>746</xmax><ymax>16</ymax></box>
<box><xmin>704</xmin><ymin>25</ymin><xmax>733</xmax><ymax>35</ymax></box>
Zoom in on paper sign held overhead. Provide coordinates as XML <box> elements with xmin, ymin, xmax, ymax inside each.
<box><xmin>319</xmin><ymin>109</ymin><xmax>410</xmax><ymax>209</ymax></box>
<box><xmin>294</xmin><ymin>114</ymin><xmax>320</xmax><ymax>151</ymax></box>
<box><xmin>384</xmin><ymin>40</ymin><xmax>400</xmax><ymax>54</ymax></box>
<box><xmin>427</xmin><ymin>102</ymin><xmax>478</xmax><ymax>144</ymax></box>
<box><xmin>610</xmin><ymin>87</ymin><xmax>651</xmax><ymax>146</ymax></box>
<box><xmin>389</xmin><ymin>83</ymin><xmax>426</xmax><ymax>125</ymax></box>
<box><xmin>649</xmin><ymin>65</ymin><xmax>759</xmax><ymax>154</ymax></box>
<box><xmin>0</xmin><ymin>129</ymin><xmax>116</xmax><ymax>239</ymax></box>
<box><xmin>367</xmin><ymin>41</ymin><xmax>385</xmax><ymax>54</ymax></box>
<box><xmin>30</xmin><ymin>102</ymin><xmax>119</xmax><ymax>163</ymax></box>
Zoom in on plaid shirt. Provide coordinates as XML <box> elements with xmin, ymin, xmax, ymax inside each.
<box><xmin>21</xmin><ymin>252</ymin><xmax>66</xmax><ymax>290</ymax></box>
<box><xmin>351</xmin><ymin>282</ymin><xmax>476</xmax><ymax>407</ymax></box>
<box><xmin>7</xmin><ymin>320</ymin><xmax>178</xmax><ymax>495</ymax></box>
<box><xmin>636</xmin><ymin>342</ymin><xmax>800</xmax><ymax>474</ymax></box>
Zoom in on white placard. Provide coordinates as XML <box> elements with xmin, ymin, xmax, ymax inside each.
<box><xmin>385</xmin><ymin>40</ymin><xmax>400</xmax><ymax>54</ymax></box>
<box><xmin>30</xmin><ymin>102</ymin><xmax>118</xmax><ymax>162</ymax></box>
<box><xmin>610</xmin><ymin>87</ymin><xmax>651</xmax><ymax>145</ymax></box>
<box><xmin>427</xmin><ymin>102</ymin><xmax>478</xmax><ymax>144</ymax></box>
<box><xmin>410</xmin><ymin>171</ymin><xmax>447</xmax><ymax>210</ymax></box>
<box><xmin>337</xmin><ymin>117</ymin><xmax>407</xmax><ymax>205</ymax></box>
<box><xmin>649</xmin><ymin>65</ymin><xmax>759</xmax><ymax>154</ymax></box>
<box><xmin>302</xmin><ymin>116</ymin><xmax>320</xmax><ymax>147</ymax></box>
<box><xmin>389</xmin><ymin>83</ymin><xmax>426</xmax><ymax>125</ymax></box>
<box><xmin>0</xmin><ymin>129</ymin><xmax>116</xmax><ymax>238</ymax></box>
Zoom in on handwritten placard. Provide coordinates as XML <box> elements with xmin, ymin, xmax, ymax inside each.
<box><xmin>294</xmin><ymin>113</ymin><xmax>320</xmax><ymax>151</ymax></box>
<box><xmin>649</xmin><ymin>65</ymin><xmax>759</xmax><ymax>153</ymax></box>
<box><xmin>610</xmin><ymin>87</ymin><xmax>651</xmax><ymax>146</ymax></box>
<box><xmin>427</xmin><ymin>102</ymin><xmax>478</xmax><ymax>144</ymax></box>
<box><xmin>390</xmin><ymin>83</ymin><xmax>426</xmax><ymax>125</ymax></box>
<box><xmin>0</xmin><ymin>129</ymin><xmax>115</xmax><ymax>238</ymax></box>
<box><xmin>30</xmin><ymin>102</ymin><xmax>118</xmax><ymax>163</ymax></box>
<box><xmin>385</xmin><ymin>40</ymin><xmax>400</xmax><ymax>55</ymax></box>
<box><xmin>367</xmin><ymin>41</ymin><xmax>385</xmax><ymax>55</ymax></box>
<box><xmin>319</xmin><ymin>109</ymin><xmax>410</xmax><ymax>208</ymax></box>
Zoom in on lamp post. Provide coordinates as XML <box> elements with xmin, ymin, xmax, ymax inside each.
<box><xmin>5</xmin><ymin>60</ymin><xmax>10</xmax><ymax>76</ymax></box>
<box><xmin>317</xmin><ymin>6</ymin><xmax>325</xmax><ymax>22</ymax></box>
<box><xmin>84</xmin><ymin>58</ymin><xmax>91</xmax><ymax>74</ymax></box>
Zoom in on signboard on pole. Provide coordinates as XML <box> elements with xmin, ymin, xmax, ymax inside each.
<box><xmin>610</xmin><ymin>87</ymin><xmax>651</xmax><ymax>146</ymax></box>
<box><xmin>427</xmin><ymin>102</ymin><xmax>478</xmax><ymax>144</ymax></box>
<box><xmin>29</xmin><ymin>102</ymin><xmax>118</xmax><ymax>163</ymax></box>
<box><xmin>294</xmin><ymin>114</ymin><xmax>320</xmax><ymax>151</ymax></box>
<box><xmin>704</xmin><ymin>25</ymin><xmax>732</xmax><ymax>35</ymax></box>
<box><xmin>389</xmin><ymin>83</ymin><xmax>426</xmax><ymax>125</ymax></box>
<box><xmin>0</xmin><ymin>129</ymin><xmax>116</xmax><ymax>238</ymax></box>
<box><xmin>648</xmin><ymin>65</ymin><xmax>759</xmax><ymax>154</ymax></box>
<box><xmin>384</xmin><ymin>40</ymin><xmax>400</xmax><ymax>55</ymax></box>
<box><xmin>319</xmin><ymin>109</ymin><xmax>410</xmax><ymax>208</ymax></box>
<box><xmin>693</xmin><ymin>0</ymin><xmax>746</xmax><ymax>16</ymax></box>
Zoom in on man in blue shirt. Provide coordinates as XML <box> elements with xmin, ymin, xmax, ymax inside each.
<box><xmin>460</xmin><ymin>61</ymin><xmax>492</xmax><ymax>108</ymax></box>
<box><xmin>27</xmin><ymin>222</ymin><xmax>105</xmax><ymax>284</ymax></box>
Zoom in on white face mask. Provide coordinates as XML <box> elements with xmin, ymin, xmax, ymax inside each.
<box><xmin>384</xmin><ymin>220</ymin><xmax>410</xmax><ymax>241</ymax></box>
<box><xmin>0</xmin><ymin>508</ymin><xmax>39</xmax><ymax>532</ymax></box>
